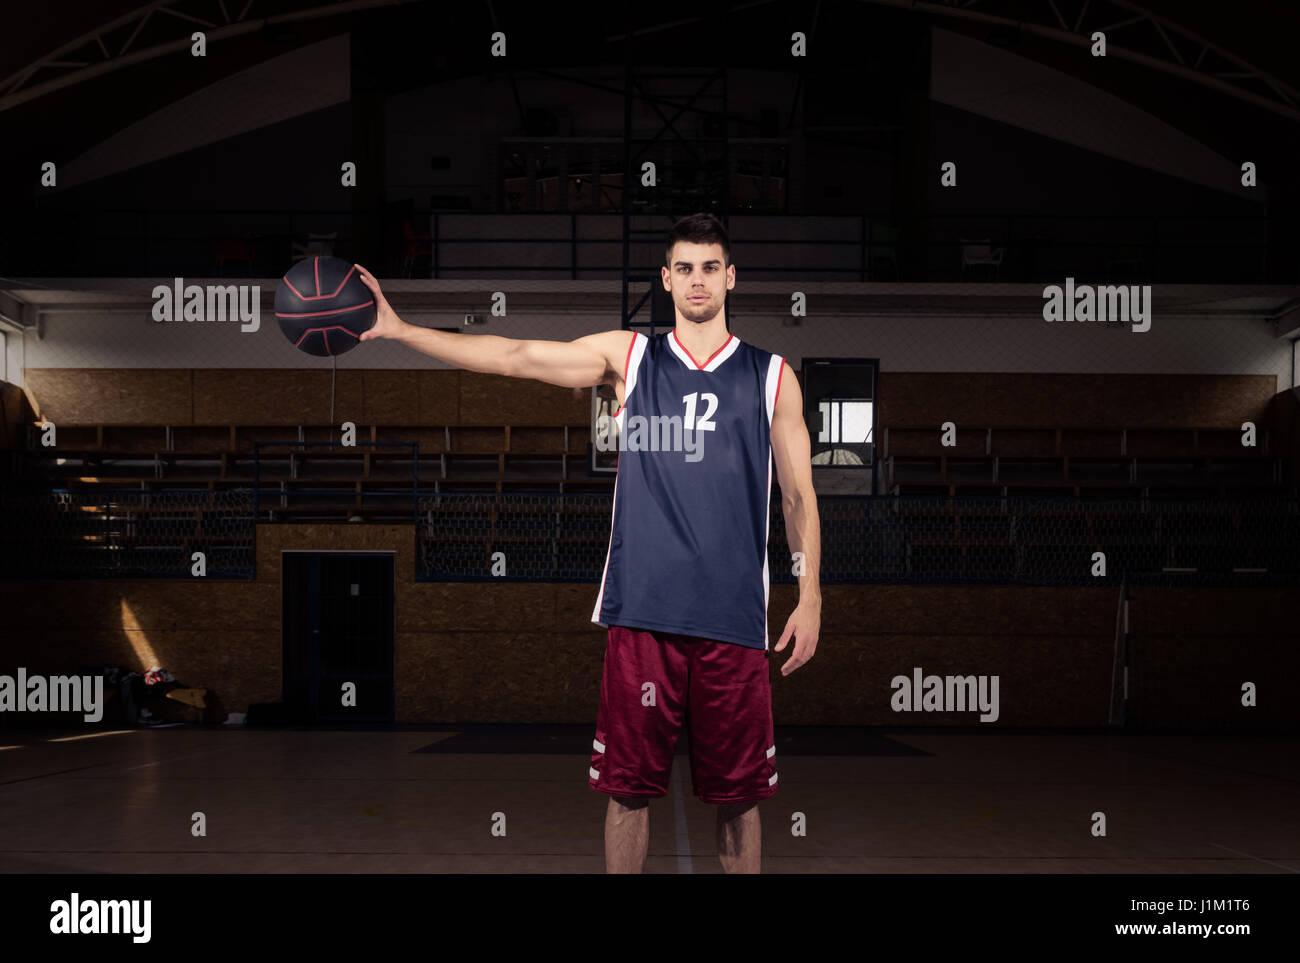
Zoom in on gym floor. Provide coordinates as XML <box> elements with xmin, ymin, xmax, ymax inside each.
<box><xmin>1</xmin><ymin>726</ymin><xmax>1295</xmax><ymax>874</ymax></box>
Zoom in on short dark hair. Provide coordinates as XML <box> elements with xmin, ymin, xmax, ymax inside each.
<box><xmin>665</xmin><ymin>212</ymin><xmax>730</xmax><ymax>268</ymax></box>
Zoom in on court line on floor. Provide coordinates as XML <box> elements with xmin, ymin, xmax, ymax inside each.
<box><xmin>0</xmin><ymin>743</ymin><xmax>246</xmax><ymax>796</ymax></box>
<box><xmin>671</xmin><ymin>759</ymin><xmax>693</xmax><ymax>874</ymax></box>
<box><xmin>120</xmin><ymin>743</ymin><xmax>247</xmax><ymax>772</ymax></box>
<box><xmin>1210</xmin><ymin>842</ymin><xmax>1300</xmax><ymax>873</ymax></box>
<box><xmin>0</xmin><ymin>765</ymin><xmax>113</xmax><ymax>789</ymax></box>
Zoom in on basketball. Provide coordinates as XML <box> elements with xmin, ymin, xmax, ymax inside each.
<box><xmin>274</xmin><ymin>255</ymin><xmax>376</xmax><ymax>356</ymax></box>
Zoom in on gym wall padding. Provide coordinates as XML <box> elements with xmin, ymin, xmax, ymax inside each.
<box><xmin>22</xmin><ymin>369</ymin><xmax>587</xmax><ymax>427</ymax></box>
<box><xmin>18</xmin><ymin>369</ymin><xmax>1278</xmax><ymax>429</ymax></box>
<box><xmin>876</xmin><ymin>373</ymin><xmax>1276</xmax><ymax>428</ymax></box>
<box><xmin>1</xmin><ymin>538</ymin><xmax>1295</xmax><ymax>728</ymax></box>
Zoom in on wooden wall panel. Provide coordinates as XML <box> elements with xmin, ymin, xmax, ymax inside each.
<box><xmin>20</xmin><ymin>369</ymin><xmax>1282</xmax><ymax>432</ymax></box>
<box><xmin>256</xmin><ymin>523</ymin><xmax>416</xmax><ymax>582</ymax></box>
<box><xmin>329</xmin><ymin>370</ymin><xmax>367</xmax><ymax>426</ymax></box>
<box><xmin>458</xmin><ymin>371</ymin><xmax>587</xmax><ymax>426</ymax></box>
<box><xmin>363</xmin><ymin>370</ymin><xmax>421</xmax><ymax>425</ymax></box>
<box><xmin>3</xmin><ymin>550</ymin><xmax>1295</xmax><ymax>729</ymax></box>
<box><xmin>1</xmin><ymin>580</ymin><xmax>276</xmax><ymax>635</ymax></box>
<box><xmin>1200</xmin><ymin>375</ymin><xmax>1276</xmax><ymax>424</ymax></box>
<box><xmin>395</xmin><ymin>630</ymin><xmax>603</xmax><ymax>722</ymax></box>
<box><xmin>24</xmin><ymin>369</ymin><xmax>192</xmax><ymax>425</ymax></box>
<box><xmin>875</xmin><ymin>373</ymin><xmax>956</xmax><ymax>428</ymax></box>
<box><xmin>416</xmin><ymin>370</ymin><xmax>461</xmax><ymax>425</ymax></box>
<box><xmin>878</xmin><ymin>373</ymin><xmax>1277</xmax><ymax>428</ymax></box>
<box><xmin>193</xmin><ymin>369</ymin><xmax>330</xmax><ymax>425</ymax></box>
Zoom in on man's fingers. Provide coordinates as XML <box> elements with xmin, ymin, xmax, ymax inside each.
<box><xmin>354</xmin><ymin>264</ymin><xmax>379</xmax><ymax>293</ymax></box>
<box><xmin>774</xmin><ymin>621</ymin><xmax>794</xmax><ymax>652</ymax></box>
<box><xmin>778</xmin><ymin>623</ymin><xmax>798</xmax><ymax>674</ymax></box>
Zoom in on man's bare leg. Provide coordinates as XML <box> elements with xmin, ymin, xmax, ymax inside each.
<box><xmin>716</xmin><ymin>801</ymin><xmax>761</xmax><ymax>873</ymax></box>
<box><xmin>605</xmin><ymin>796</ymin><xmax>650</xmax><ymax>873</ymax></box>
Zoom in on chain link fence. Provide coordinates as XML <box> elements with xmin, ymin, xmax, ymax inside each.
<box><xmin>0</xmin><ymin>488</ymin><xmax>254</xmax><ymax>579</ymax></box>
<box><xmin>416</xmin><ymin>492</ymin><xmax>610</xmax><ymax>582</ymax></box>
<box><xmin>3</xmin><ymin>489</ymin><xmax>1295</xmax><ymax>586</ymax></box>
<box><xmin>416</xmin><ymin>491</ymin><xmax>1299</xmax><ymax>586</ymax></box>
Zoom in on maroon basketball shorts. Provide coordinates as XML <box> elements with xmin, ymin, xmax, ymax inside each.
<box><xmin>589</xmin><ymin>624</ymin><xmax>778</xmax><ymax>805</ymax></box>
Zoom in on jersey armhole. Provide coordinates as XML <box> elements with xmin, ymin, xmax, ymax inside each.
<box><xmin>611</xmin><ymin>331</ymin><xmax>639</xmax><ymax>417</ymax></box>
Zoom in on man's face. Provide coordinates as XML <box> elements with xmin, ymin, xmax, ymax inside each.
<box><xmin>663</xmin><ymin>241</ymin><xmax>734</xmax><ymax>324</ymax></box>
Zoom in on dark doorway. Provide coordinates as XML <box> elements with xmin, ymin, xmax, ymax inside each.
<box><xmin>282</xmin><ymin>552</ymin><xmax>395</xmax><ymax>723</ymax></box>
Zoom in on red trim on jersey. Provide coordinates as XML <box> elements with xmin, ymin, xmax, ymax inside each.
<box><xmin>774</xmin><ymin>361</ymin><xmax>784</xmax><ymax>410</ymax></box>
<box><xmin>611</xmin><ymin>331</ymin><xmax>637</xmax><ymax>417</ymax></box>
<box><xmin>673</xmin><ymin>330</ymin><xmax>733</xmax><ymax>370</ymax></box>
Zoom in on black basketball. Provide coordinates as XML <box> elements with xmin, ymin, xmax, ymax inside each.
<box><xmin>274</xmin><ymin>255</ymin><xmax>376</xmax><ymax>356</ymax></box>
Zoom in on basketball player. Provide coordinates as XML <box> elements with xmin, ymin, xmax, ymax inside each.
<box><xmin>355</xmin><ymin>212</ymin><xmax>821</xmax><ymax>873</ymax></box>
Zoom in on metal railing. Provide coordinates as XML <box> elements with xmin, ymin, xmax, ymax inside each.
<box><xmin>6</xmin><ymin>210</ymin><xmax>1282</xmax><ymax>283</ymax></box>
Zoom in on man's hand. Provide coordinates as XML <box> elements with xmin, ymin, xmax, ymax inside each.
<box><xmin>355</xmin><ymin>264</ymin><xmax>408</xmax><ymax>341</ymax></box>
<box><xmin>774</xmin><ymin>600</ymin><xmax>820</xmax><ymax>676</ymax></box>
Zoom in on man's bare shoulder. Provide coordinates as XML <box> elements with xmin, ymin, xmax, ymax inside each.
<box><xmin>576</xmin><ymin>329</ymin><xmax>638</xmax><ymax>384</ymax></box>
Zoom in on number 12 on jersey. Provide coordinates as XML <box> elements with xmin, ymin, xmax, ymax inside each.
<box><xmin>682</xmin><ymin>392</ymin><xmax>718</xmax><ymax>431</ymax></box>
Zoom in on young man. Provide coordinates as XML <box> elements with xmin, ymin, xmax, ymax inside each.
<box><xmin>355</xmin><ymin>212</ymin><xmax>821</xmax><ymax>873</ymax></box>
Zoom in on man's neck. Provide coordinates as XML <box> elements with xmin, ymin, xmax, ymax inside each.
<box><xmin>674</xmin><ymin>319</ymin><xmax>730</xmax><ymax>366</ymax></box>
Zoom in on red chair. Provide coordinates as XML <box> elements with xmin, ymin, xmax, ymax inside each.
<box><xmin>214</xmin><ymin>238</ymin><xmax>255</xmax><ymax>276</ymax></box>
<box><xmin>402</xmin><ymin>220</ymin><xmax>434</xmax><ymax>277</ymax></box>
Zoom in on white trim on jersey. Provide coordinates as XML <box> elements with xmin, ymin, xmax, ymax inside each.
<box><xmin>761</xmin><ymin>355</ymin><xmax>786</xmax><ymax>651</ymax></box>
<box><xmin>666</xmin><ymin>329</ymin><xmax>742</xmax><ymax>371</ymax></box>
<box><xmin>592</xmin><ymin>333</ymin><xmax>649</xmax><ymax>628</ymax></box>
<box><xmin>764</xmin><ymin>354</ymin><xmax>784</xmax><ymax>426</ymax></box>
<box><xmin>763</xmin><ymin>456</ymin><xmax>772</xmax><ymax>650</ymax></box>
<box><xmin>611</xmin><ymin>331</ymin><xmax>648</xmax><ymax>424</ymax></box>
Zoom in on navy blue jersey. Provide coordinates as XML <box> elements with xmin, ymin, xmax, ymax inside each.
<box><xmin>591</xmin><ymin>330</ymin><xmax>788</xmax><ymax>650</ymax></box>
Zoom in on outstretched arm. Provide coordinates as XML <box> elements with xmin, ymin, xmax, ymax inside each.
<box><xmin>355</xmin><ymin>264</ymin><xmax>629</xmax><ymax>388</ymax></box>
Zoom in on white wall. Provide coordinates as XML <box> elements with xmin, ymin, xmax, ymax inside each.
<box><xmin>11</xmin><ymin>286</ymin><xmax>1290</xmax><ymax>392</ymax></box>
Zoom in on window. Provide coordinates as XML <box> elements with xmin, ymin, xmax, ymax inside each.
<box><xmin>813</xmin><ymin>399</ymin><xmax>872</xmax><ymax>466</ymax></box>
<box><xmin>801</xmin><ymin>358</ymin><xmax>877</xmax><ymax>474</ymax></box>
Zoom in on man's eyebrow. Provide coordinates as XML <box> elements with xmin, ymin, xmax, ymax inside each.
<box><xmin>673</xmin><ymin>259</ymin><xmax>722</xmax><ymax>267</ymax></box>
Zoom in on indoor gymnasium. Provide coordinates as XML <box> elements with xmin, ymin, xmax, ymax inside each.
<box><xmin>0</xmin><ymin>0</ymin><xmax>1296</xmax><ymax>942</ymax></box>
